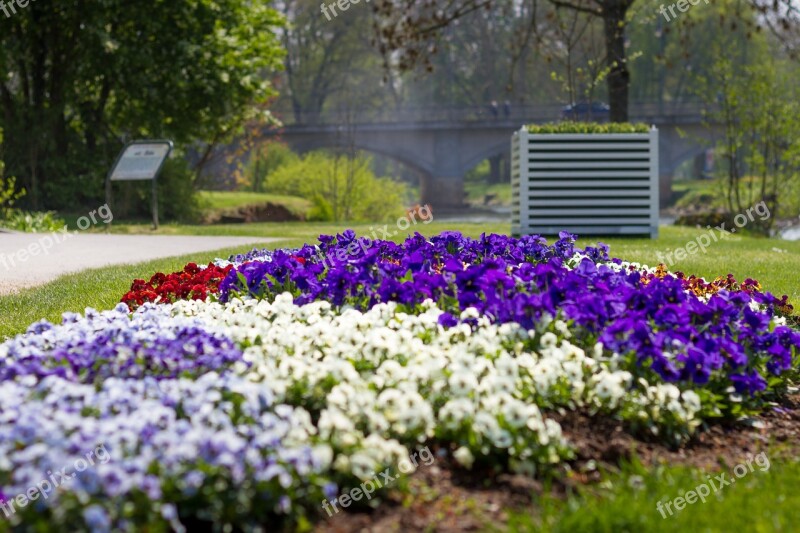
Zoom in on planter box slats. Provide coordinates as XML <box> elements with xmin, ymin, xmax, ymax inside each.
<box><xmin>521</xmin><ymin>189</ymin><xmax>651</xmax><ymax>198</ymax></box>
<box><xmin>529</xmin><ymin>161</ymin><xmax>651</xmax><ymax>169</ymax></box>
<box><xmin>528</xmin><ymin>170</ymin><xmax>651</xmax><ymax>178</ymax></box>
<box><xmin>526</xmin><ymin>180</ymin><xmax>651</xmax><ymax>188</ymax></box>
<box><xmin>512</xmin><ymin>127</ymin><xmax>659</xmax><ymax>238</ymax></box>
<box><xmin>524</xmin><ymin>225</ymin><xmax>653</xmax><ymax>235</ymax></box>
<box><xmin>526</xmin><ymin>215</ymin><xmax>652</xmax><ymax>222</ymax></box>
<box><xmin>528</xmin><ymin>208</ymin><xmax>652</xmax><ymax>216</ymax></box>
<box><xmin>528</xmin><ymin>152</ymin><xmax>651</xmax><ymax>160</ymax></box>
<box><xmin>528</xmin><ymin>198</ymin><xmax>652</xmax><ymax>207</ymax></box>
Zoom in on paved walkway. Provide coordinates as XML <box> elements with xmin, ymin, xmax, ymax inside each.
<box><xmin>0</xmin><ymin>232</ymin><xmax>279</xmax><ymax>295</ymax></box>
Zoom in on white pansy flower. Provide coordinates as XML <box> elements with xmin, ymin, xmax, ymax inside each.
<box><xmin>453</xmin><ymin>446</ymin><xmax>475</xmax><ymax>468</ymax></box>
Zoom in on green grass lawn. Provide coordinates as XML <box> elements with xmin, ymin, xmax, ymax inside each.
<box><xmin>671</xmin><ymin>178</ymin><xmax>726</xmax><ymax>210</ymax></box>
<box><xmin>1</xmin><ymin>221</ymin><xmax>799</xmax><ymax>531</ymax></box>
<box><xmin>464</xmin><ymin>181</ymin><xmax>513</xmax><ymax>207</ymax></box>
<box><xmin>0</xmin><ymin>245</ymin><xmax>291</xmax><ymax>340</ymax></box>
<box><xmin>509</xmin><ymin>458</ymin><xmax>800</xmax><ymax>532</ymax></box>
<box><xmin>197</xmin><ymin>190</ymin><xmax>311</xmax><ymax>216</ymax></box>
<box><xmin>584</xmin><ymin>226</ymin><xmax>800</xmax><ymax>304</ymax></box>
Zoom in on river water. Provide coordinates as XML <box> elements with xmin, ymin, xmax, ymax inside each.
<box><xmin>781</xmin><ymin>226</ymin><xmax>800</xmax><ymax>241</ymax></box>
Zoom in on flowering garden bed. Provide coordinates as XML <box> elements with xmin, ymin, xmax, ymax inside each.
<box><xmin>1</xmin><ymin>231</ymin><xmax>799</xmax><ymax>531</ymax></box>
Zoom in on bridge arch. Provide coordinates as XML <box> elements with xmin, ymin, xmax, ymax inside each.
<box><xmin>258</xmin><ymin>110</ymin><xmax>723</xmax><ymax>209</ymax></box>
<box><xmin>287</xmin><ymin>137</ymin><xmax>435</xmax><ymax>182</ymax></box>
<box><xmin>270</xmin><ymin>130</ymin><xmax>468</xmax><ymax>206</ymax></box>
<box><xmin>667</xmin><ymin>145</ymin><xmax>710</xmax><ymax>178</ymax></box>
<box><xmin>459</xmin><ymin>139</ymin><xmax>511</xmax><ymax>177</ymax></box>
<box><xmin>656</xmin><ymin>125</ymin><xmax>716</xmax><ymax>204</ymax></box>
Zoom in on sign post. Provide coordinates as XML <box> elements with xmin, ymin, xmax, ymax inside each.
<box><xmin>106</xmin><ymin>140</ymin><xmax>173</xmax><ymax>229</ymax></box>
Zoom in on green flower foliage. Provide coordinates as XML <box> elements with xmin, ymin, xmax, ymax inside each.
<box><xmin>0</xmin><ymin>209</ymin><xmax>65</xmax><ymax>233</ymax></box>
<box><xmin>526</xmin><ymin>122</ymin><xmax>652</xmax><ymax>134</ymax></box>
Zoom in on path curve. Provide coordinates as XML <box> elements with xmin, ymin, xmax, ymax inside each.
<box><xmin>0</xmin><ymin>233</ymin><xmax>279</xmax><ymax>295</ymax></box>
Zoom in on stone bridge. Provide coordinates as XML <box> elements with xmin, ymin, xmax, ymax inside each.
<box><xmin>262</xmin><ymin>104</ymin><xmax>721</xmax><ymax>208</ymax></box>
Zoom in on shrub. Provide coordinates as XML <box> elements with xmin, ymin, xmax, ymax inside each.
<box><xmin>0</xmin><ymin>129</ymin><xmax>64</xmax><ymax>232</ymax></box>
<box><xmin>0</xmin><ymin>209</ymin><xmax>65</xmax><ymax>232</ymax></box>
<box><xmin>265</xmin><ymin>151</ymin><xmax>408</xmax><ymax>222</ymax></box>
<box><xmin>527</xmin><ymin>122</ymin><xmax>651</xmax><ymax>134</ymax></box>
<box><xmin>242</xmin><ymin>141</ymin><xmax>299</xmax><ymax>193</ymax></box>
<box><xmin>307</xmin><ymin>193</ymin><xmax>334</xmax><ymax>222</ymax></box>
<box><xmin>157</xmin><ymin>158</ymin><xmax>202</xmax><ymax>222</ymax></box>
<box><xmin>0</xmin><ymin>129</ymin><xmax>24</xmax><ymax>219</ymax></box>
<box><xmin>0</xmin><ymin>176</ymin><xmax>23</xmax><ymax>220</ymax></box>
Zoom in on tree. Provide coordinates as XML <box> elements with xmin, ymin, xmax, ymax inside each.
<box><xmin>0</xmin><ymin>0</ymin><xmax>285</xmax><ymax>209</ymax></box>
<box><xmin>372</xmin><ymin>0</ymin><xmax>635</xmax><ymax>119</ymax></box>
<box><xmin>541</xmin><ymin>5</ymin><xmax>608</xmax><ymax>107</ymax></box>
<box><xmin>276</xmin><ymin>0</ymin><xmax>394</xmax><ymax>124</ymax></box>
<box><xmin>0</xmin><ymin>128</ymin><xmax>24</xmax><ymax>219</ymax></box>
<box><xmin>695</xmin><ymin>29</ymin><xmax>800</xmax><ymax>232</ymax></box>
<box><xmin>371</xmin><ymin>0</ymin><xmax>799</xmax><ymax>122</ymax></box>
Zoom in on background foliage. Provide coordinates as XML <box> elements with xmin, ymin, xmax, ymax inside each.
<box><xmin>0</xmin><ymin>0</ymin><xmax>286</xmax><ymax>212</ymax></box>
<box><xmin>259</xmin><ymin>150</ymin><xmax>409</xmax><ymax>222</ymax></box>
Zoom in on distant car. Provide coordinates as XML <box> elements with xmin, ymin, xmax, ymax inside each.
<box><xmin>561</xmin><ymin>102</ymin><xmax>610</xmax><ymax>122</ymax></box>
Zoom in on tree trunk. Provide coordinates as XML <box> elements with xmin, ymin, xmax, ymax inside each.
<box><xmin>603</xmin><ymin>1</ymin><xmax>630</xmax><ymax>123</ymax></box>
<box><xmin>489</xmin><ymin>155</ymin><xmax>502</xmax><ymax>184</ymax></box>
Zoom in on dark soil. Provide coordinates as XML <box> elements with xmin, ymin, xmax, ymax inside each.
<box><xmin>314</xmin><ymin>395</ymin><xmax>800</xmax><ymax>533</ymax></box>
<box><xmin>204</xmin><ymin>203</ymin><xmax>303</xmax><ymax>224</ymax></box>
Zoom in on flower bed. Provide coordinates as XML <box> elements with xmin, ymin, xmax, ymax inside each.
<box><xmin>1</xmin><ymin>231</ymin><xmax>798</xmax><ymax>531</ymax></box>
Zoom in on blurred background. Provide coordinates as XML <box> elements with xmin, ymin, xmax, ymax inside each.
<box><xmin>0</xmin><ymin>0</ymin><xmax>798</xmax><ymax>237</ymax></box>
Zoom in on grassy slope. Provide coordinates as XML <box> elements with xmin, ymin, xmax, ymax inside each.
<box><xmin>197</xmin><ymin>190</ymin><xmax>311</xmax><ymax>216</ymax></box>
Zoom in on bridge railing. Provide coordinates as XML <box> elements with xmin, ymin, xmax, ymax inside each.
<box><xmin>273</xmin><ymin>105</ymin><xmax>561</xmax><ymax>125</ymax></box>
<box><xmin>271</xmin><ymin>102</ymin><xmax>711</xmax><ymax>127</ymax></box>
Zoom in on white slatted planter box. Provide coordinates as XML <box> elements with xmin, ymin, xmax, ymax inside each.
<box><xmin>511</xmin><ymin>127</ymin><xmax>659</xmax><ymax>239</ymax></box>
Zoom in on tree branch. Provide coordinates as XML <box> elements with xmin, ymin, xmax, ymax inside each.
<box><xmin>549</xmin><ymin>0</ymin><xmax>602</xmax><ymax>17</ymax></box>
